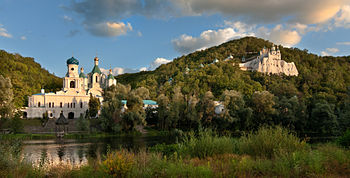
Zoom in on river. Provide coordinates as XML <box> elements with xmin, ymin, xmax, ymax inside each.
<box><xmin>21</xmin><ymin>135</ymin><xmax>175</xmax><ymax>167</ymax></box>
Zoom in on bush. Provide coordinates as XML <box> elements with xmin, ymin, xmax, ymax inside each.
<box><xmin>101</xmin><ymin>150</ymin><xmax>135</xmax><ymax>177</ymax></box>
<box><xmin>337</xmin><ymin>129</ymin><xmax>350</xmax><ymax>147</ymax></box>
<box><xmin>149</xmin><ymin>143</ymin><xmax>180</xmax><ymax>157</ymax></box>
<box><xmin>238</xmin><ymin>126</ymin><xmax>307</xmax><ymax>158</ymax></box>
<box><xmin>178</xmin><ymin>129</ymin><xmax>237</xmax><ymax>158</ymax></box>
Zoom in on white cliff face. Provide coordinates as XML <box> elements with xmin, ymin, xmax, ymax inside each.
<box><xmin>239</xmin><ymin>47</ymin><xmax>299</xmax><ymax>76</ymax></box>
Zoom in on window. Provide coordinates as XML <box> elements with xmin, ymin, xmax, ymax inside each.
<box><xmin>49</xmin><ymin>102</ymin><xmax>51</xmax><ymax>108</ymax></box>
<box><xmin>80</xmin><ymin>102</ymin><xmax>83</xmax><ymax>108</ymax></box>
<box><xmin>73</xmin><ymin>103</ymin><xmax>76</xmax><ymax>108</ymax></box>
<box><xmin>60</xmin><ymin>102</ymin><xmax>62</xmax><ymax>108</ymax></box>
<box><xmin>70</xmin><ymin>103</ymin><xmax>73</xmax><ymax>108</ymax></box>
<box><xmin>90</xmin><ymin>76</ymin><xmax>93</xmax><ymax>83</ymax></box>
<box><xmin>52</xmin><ymin>102</ymin><xmax>54</xmax><ymax>108</ymax></box>
<box><xmin>38</xmin><ymin>102</ymin><xmax>41</xmax><ymax>107</ymax></box>
<box><xmin>71</xmin><ymin>67</ymin><xmax>74</xmax><ymax>71</ymax></box>
<box><xmin>96</xmin><ymin>76</ymin><xmax>98</xmax><ymax>83</ymax></box>
<box><xmin>68</xmin><ymin>103</ymin><xmax>69</xmax><ymax>108</ymax></box>
<box><xmin>70</xmin><ymin>81</ymin><xmax>75</xmax><ymax>88</ymax></box>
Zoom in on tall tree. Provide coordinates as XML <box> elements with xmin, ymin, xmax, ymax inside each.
<box><xmin>0</xmin><ymin>75</ymin><xmax>14</xmax><ymax>118</ymax></box>
<box><xmin>88</xmin><ymin>94</ymin><xmax>101</xmax><ymax>118</ymax></box>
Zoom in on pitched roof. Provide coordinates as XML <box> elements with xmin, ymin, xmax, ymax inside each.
<box><xmin>90</xmin><ymin>65</ymin><xmax>102</xmax><ymax>74</ymax></box>
<box><xmin>56</xmin><ymin>112</ymin><xmax>69</xmax><ymax>125</ymax></box>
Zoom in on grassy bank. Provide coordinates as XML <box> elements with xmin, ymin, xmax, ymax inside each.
<box><xmin>1</xmin><ymin>126</ymin><xmax>350</xmax><ymax>177</ymax></box>
<box><xmin>0</xmin><ymin>131</ymin><xmax>146</xmax><ymax>140</ymax></box>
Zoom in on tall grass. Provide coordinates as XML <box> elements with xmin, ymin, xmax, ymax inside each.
<box><xmin>1</xmin><ymin>127</ymin><xmax>350</xmax><ymax>177</ymax></box>
<box><xmin>238</xmin><ymin>126</ymin><xmax>307</xmax><ymax>158</ymax></box>
<box><xmin>178</xmin><ymin>129</ymin><xmax>237</xmax><ymax>158</ymax></box>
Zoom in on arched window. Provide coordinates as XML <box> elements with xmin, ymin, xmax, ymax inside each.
<box><xmin>49</xmin><ymin>102</ymin><xmax>51</xmax><ymax>108</ymax></box>
<box><xmin>96</xmin><ymin>76</ymin><xmax>98</xmax><ymax>83</ymax></box>
<box><xmin>60</xmin><ymin>102</ymin><xmax>62</xmax><ymax>108</ymax></box>
<box><xmin>73</xmin><ymin>103</ymin><xmax>76</xmax><ymax>108</ymax></box>
<box><xmin>80</xmin><ymin>102</ymin><xmax>83</xmax><ymax>108</ymax></box>
<box><xmin>70</xmin><ymin>103</ymin><xmax>73</xmax><ymax>108</ymax></box>
<box><xmin>70</xmin><ymin>81</ymin><xmax>75</xmax><ymax>88</ymax></box>
<box><xmin>90</xmin><ymin>76</ymin><xmax>93</xmax><ymax>83</ymax></box>
<box><xmin>52</xmin><ymin>102</ymin><xmax>54</xmax><ymax>108</ymax></box>
<box><xmin>38</xmin><ymin>102</ymin><xmax>41</xmax><ymax>107</ymax></box>
<box><xmin>68</xmin><ymin>103</ymin><xmax>69</xmax><ymax>108</ymax></box>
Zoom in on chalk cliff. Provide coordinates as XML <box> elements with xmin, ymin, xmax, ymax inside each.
<box><xmin>239</xmin><ymin>46</ymin><xmax>299</xmax><ymax>76</ymax></box>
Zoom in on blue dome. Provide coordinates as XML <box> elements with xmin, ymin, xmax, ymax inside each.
<box><xmin>67</xmin><ymin>57</ymin><xmax>79</xmax><ymax>65</ymax></box>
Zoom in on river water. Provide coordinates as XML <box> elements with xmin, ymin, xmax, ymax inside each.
<box><xmin>21</xmin><ymin>135</ymin><xmax>175</xmax><ymax>167</ymax></box>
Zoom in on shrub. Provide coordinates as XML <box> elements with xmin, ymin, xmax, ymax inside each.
<box><xmin>101</xmin><ymin>150</ymin><xmax>135</xmax><ymax>177</ymax></box>
<box><xmin>337</xmin><ymin>129</ymin><xmax>350</xmax><ymax>147</ymax></box>
<box><xmin>238</xmin><ymin>126</ymin><xmax>307</xmax><ymax>158</ymax></box>
<box><xmin>149</xmin><ymin>143</ymin><xmax>180</xmax><ymax>157</ymax></box>
<box><xmin>178</xmin><ymin>129</ymin><xmax>237</xmax><ymax>158</ymax></box>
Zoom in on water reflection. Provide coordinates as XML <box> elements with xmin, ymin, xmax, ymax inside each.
<box><xmin>21</xmin><ymin>135</ymin><xmax>174</xmax><ymax>167</ymax></box>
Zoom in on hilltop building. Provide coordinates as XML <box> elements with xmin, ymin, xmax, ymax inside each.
<box><xmin>23</xmin><ymin>56</ymin><xmax>117</xmax><ymax>119</ymax></box>
<box><xmin>239</xmin><ymin>46</ymin><xmax>299</xmax><ymax>76</ymax></box>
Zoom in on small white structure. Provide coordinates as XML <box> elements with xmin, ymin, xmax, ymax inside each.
<box><xmin>23</xmin><ymin>56</ymin><xmax>117</xmax><ymax>119</ymax></box>
<box><xmin>214</xmin><ymin>101</ymin><xmax>225</xmax><ymax>115</ymax></box>
<box><xmin>239</xmin><ymin>46</ymin><xmax>299</xmax><ymax>76</ymax></box>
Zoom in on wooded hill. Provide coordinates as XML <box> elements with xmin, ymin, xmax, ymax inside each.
<box><xmin>117</xmin><ymin>37</ymin><xmax>350</xmax><ymax>102</ymax></box>
<box><xmin>0</xmin><ymin>50</ymin><xmax>62</xmax><ymax>107</ymax></box>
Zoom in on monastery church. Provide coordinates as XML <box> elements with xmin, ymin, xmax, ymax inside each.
<box><xmin>24</xmin><ymin>56</ymin><xmax>116</xmax><ymax>119</ymax></box>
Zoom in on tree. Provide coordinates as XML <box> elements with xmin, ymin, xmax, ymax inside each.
<box><xmin>168</xmin><ymin>87</ymin><xmax>185</xmax><ymax>129</ymax></box>
<box><xmin>10</xmin><ymin>112</ymin><xmax>23</xmax><ymax>133</ymax></box>
<box><xmin>100</xmin><ymin>91</ymin><xmax>123</xmax><ymax>133</ymax></box>
<box><xmin>77</xmin><ymin>114</ymin><xmax>90</xmax><ymax>131</ymax></box>
<box><xmin>88</xmin><ymin>94</ymin><xmax>101</xmax><ymax>118</ymax></box>
<box><xmin>197</xmin><ymin>91</ymin><xmax>216</xmax><ymax>127</ymax></box>
<box><xmin>157</xmin><ymin>94</ymin><xmax>170</xmax><ymax>130</ymax></box>
<box><xmin>311</xmin><ymin>100</ymin><xmax>338</xmax><ymax>135</ymax></box>
<box><xmin>219</xmin><ymin>90</ymin><xmax>252</xmax><ymax>131</ymax></box>
<box><xmin>0</xmin><ymin>75</ymin><xmax>14</xmax><ymax>118</ymax></box>
<box><xmin>183</xmin><ymin>94</ymin><xmax>199</xmax><ymax>130</ymax></box>
<box><xmin>250</xmin><ymin>91</ymin><xmax>276</xmax><ymax>128</ymax></box>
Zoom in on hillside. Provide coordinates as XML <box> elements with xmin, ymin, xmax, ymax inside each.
<box><xmin>0</xmin><ymin>50</ymin><xmax>62</xmax><ymax>107</ymax></box>
<box><xmin>117</xmin><ymin>37</ymin><xmax>350</xmax><ymax>104</ymax></box>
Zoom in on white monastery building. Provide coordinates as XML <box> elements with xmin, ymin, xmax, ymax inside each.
<box><xmin>24</xmin><ymin>56</ymin><xmax>117</xmax><ymax>119</ymax></box>
<box><xmin>239</xmin><ymin>46</ymin><xmax>299</xmax><ymax>76</ymax></box>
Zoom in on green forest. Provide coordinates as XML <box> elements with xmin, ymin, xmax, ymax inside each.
<box><xmin>113</xmin><ymin>37</ymin><xmax>350</xmax><ymax>136</ymax></box>
<box><xmin>1</xmin><ymin>36</ymin><xmax>350</xmax><ymax>136</ymax></box>
<box><xmin>0</xmin><ymin>50</ymin><xmax>62</xmax><ymax>107</ymax></box>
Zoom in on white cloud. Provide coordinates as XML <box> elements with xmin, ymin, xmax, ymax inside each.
<box><xmin>137</xmin><ymin>31</ymin><xmax>142</xmax><ymax>37</ymax></box>
<box><xmin>100</xmin><ymin>67</ymin><xmax>140</xmax><ymax>75</ymax></box>
<box><xmin>173</xmin><ymin>0</ymin><xmax>348</xmax><ymax>24</ymax></box>
<box><xmin>172</xmin><ymin>21</ymin><xmax>306</xmax><ymax>53</ymax></box>
<box><xmin>86</xmin><ymin>21</ymin><xmax>132</xmax><ymax>37</ymax></box>
<box><xmin>337</xmin><ymin>41</ymin><xmax>350</xmax><ymax>45</ymax></box>
<box><xmin>100</xmin><ymin>57</ymin><xmax>172</xmax><ymax>75</ymax></box>
<box><xmin>334</xmin><ymin>5</ymin><xmax>350</xmax><ymax>28</ymax></box>
<box><xmin>257</xmin><ymin>25</ymin><xmax>302</xmax><ymax>47</ymax></box>
<box><xmin>326</xmin><ymin>48</ymin><xmax>339</xmax><ymax>53</ymax></box>
<box><xmin>0</xmin><ymin>25</ymin><xmax>12</xmax><ymax>38</ymax></box>
<box><xmin>139</xmin><ymin>67</ymin><xmax>147</xmax><ymax>71</ymax></box>
<box><xmin>148</xmin><ymin>58</ymin><xmax>172</xmax><ymax>70</ymax></box>
<box><xmin>172</xmin><ymin>28</ymin><xmax>248</xmax><ymax>54</ymax></box>
<box><xmin>63</xmin><ymin>15</ymin><xmax>73</xmax><ymax>22</ymax></box>
<box><xmin>321</xmin><ymin>47</ymin><xmax>340</xmax><ymax>56</ymax></box>
<box><xmin>20</xmin><ymin>36</ymin><xmax>27</xmax><ymax>40</ymax></box>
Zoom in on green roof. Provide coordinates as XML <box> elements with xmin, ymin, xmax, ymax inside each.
<box><xmin>107</xmin><ymin>74</ymin><xmax>115</xmax><ymax>80</ymax></box>
<box><xmin>67</xmin><ymin>57</ymin><xmax>79</xmax><ymax>65</ymax></box>
<box><xmin>90</xmin><ymin>65</ymin><xmax>102</xmax><ymax>74</ymax></box>
<box><xmin>79</xmin><ymin>72</ymin><xmax>87</xmax><ymax>78</ymax></box>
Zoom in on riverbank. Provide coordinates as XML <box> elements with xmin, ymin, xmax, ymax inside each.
<box><xmin>1</xmin><ymin>127</ymin><xmax>350</xmax><ymax>177</ymax></box>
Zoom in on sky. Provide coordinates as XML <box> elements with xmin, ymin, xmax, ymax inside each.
<box><xmin>1</xmin><ymin>0</ymin><xmax>350</xmax><ymax>77</ymax></box>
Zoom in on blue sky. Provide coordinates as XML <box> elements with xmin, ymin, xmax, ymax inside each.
<box><xmin>1</xmin><ymin>0</ymin><xmax>350</xmax><ymax>77</ymax></box>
